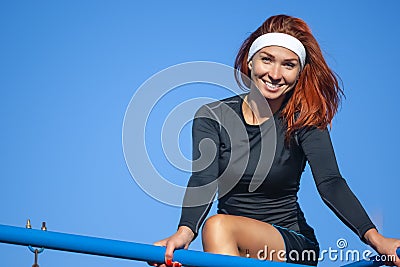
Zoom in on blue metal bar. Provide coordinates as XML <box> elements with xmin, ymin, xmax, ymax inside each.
<box><xmin>341</xmin><ymin>248</ymin><xmax>400</xmax><ymax>267</ymax></box>
<box><xmin>0</xmin><ymin>224</ymin><xmax>306</xmax><ymax>267</ymax></box>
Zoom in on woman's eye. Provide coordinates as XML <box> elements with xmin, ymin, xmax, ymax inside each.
<box><xmin>284</xmin><ymin>62</ymin><xmax>296</xmax><ymax>69</ymax></box>
<box><xmin>261</xmin><ymin>57</ymin><xmax>271</xmax><ymax>63</ymax></box>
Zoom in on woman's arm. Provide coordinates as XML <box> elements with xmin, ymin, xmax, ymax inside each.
<box><xmin>152</xmin><ymin>105</ymin><xmax>222</xmax><ymax>266</ymax></box>
<box><xmin>299</xmin><ymin>127</ymin><xmax>375</xmax><ymax>239</ymax></box>
<box><xmin>178</xmin><ymin>105</ymin><xmax>221</xmax><ymax>236</ymax></box>
<box><xmin>299</xmin><ymin>127</ymin><xmax>400</xmax><ymax>266</ymax></box>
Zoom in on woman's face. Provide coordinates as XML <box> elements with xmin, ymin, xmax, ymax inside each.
<box><xmin>248</xmin><ymin>45</ymin><xmax>301</xmax><ymax>102</ymax></box>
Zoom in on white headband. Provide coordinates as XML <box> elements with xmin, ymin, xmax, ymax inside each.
<box><xmin>247</xmin><ymin>32</ymin><xmax>306</xmax><ymax>68</ymax></box>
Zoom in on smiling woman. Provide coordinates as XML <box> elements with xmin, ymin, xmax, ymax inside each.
<box><xmin>246</xmin><ymin>46</ymin><xmax>301</xmax><ymax>119</ymax></box>
<box><xmin>151</xmin><ymin>14</ymin><xmax>400</xmax><ymax>267</ymax></box>
<box><xmin>234</xmin><ymin>15</ymin><xmax>342</xmax><ymax>142</ymax></box>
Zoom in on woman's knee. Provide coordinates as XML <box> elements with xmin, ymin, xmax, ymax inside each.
<box><xmin>202</xmin><ymin>214</ymin><xmax>239</xmax><ymax>254</ymax></box>
<box><xmin>202</xmin><ymin>214</ymin><xmax>230</xmax><ymax>236</ymax></box>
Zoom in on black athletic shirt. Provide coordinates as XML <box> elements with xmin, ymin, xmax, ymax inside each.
<box><xmin>178</xmin><ymin>94</ymin><xmax>375</xmax><ymax>244</ymax></box>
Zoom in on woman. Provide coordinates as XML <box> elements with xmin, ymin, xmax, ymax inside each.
<box><xmin>152</xmin><ymin>15</ymin><xmax>400</xmax><ymax>266</ymax></box>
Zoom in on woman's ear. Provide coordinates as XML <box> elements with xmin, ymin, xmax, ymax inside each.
<box><xmin>248</xmin><ymin>60</ymin><xmax>252</xmax><ymax>70</ymax></box>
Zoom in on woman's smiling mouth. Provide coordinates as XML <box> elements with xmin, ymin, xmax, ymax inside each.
<box><xmin>263</xmin><ymin>80</ymin><xmax>284</xmax><ymax>91</ymax></box>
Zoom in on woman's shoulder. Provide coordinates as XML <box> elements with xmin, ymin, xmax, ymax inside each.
<box><xmin>296</xmin><ymin>125</ymin><xmax>331</xmax><ymax>144</ymax></box>
<box><xmin>195</xmin><ymin>94</ymin><xmax>244</xmax><ymax>117</ymax></box>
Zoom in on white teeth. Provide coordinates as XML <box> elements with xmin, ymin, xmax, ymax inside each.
<box><xmin>264</xmin><ymin>81</ymin><xmax>281</xmax><ymax>89</ymax></box>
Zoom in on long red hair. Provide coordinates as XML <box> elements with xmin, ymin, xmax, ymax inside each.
<box><xmin>234</xmin><ymin>15</ymin><xmax>344</xmax><ymax>140</ymax></box>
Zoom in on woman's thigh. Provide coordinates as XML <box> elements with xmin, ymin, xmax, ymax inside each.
<box><xmin>202</xmin><ymin>214</ymin><xmax>285</xmax><ymax>262</ymax></box>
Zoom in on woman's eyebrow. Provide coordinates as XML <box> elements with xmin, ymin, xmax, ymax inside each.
<box><xmin>259</xmin><ymin>51</ymin><xmax>298</xmax><ymax>62</ymax></box>
<box><xmin>283</xmin><ymin>58</ymin><xmax>299</xmax><ymax>63</ymax></box>
<box><xmin>259</xmin><ymin>51</ymin><xmax>274</xmax><ymax>58</ymax></box>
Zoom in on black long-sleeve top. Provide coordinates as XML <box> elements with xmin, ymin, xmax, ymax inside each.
<box><xmin>178</xmin><ymin>94</ymin><xmax>375</xmax><ymax>243</ymax></box>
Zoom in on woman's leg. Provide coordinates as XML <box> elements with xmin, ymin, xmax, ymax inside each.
<box><xmin>202</xmin><ymin>214</ymin><xmax>285</xmax><ymax>262</ymax></box>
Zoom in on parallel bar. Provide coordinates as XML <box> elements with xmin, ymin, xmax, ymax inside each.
<box><xmin>0</xmin><ymin>224</ymin><xmax>305</xmax><ymax>267</ymax></box>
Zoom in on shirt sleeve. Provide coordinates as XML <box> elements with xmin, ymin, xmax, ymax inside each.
<box><xmin>178</xmin><ymin>105</ymin><xmax>220</xmax><ymax>237</ymax></box>
<box><xmin>298</xmin><ymin>126</ymin><xmax>376</xmax><ymax>241</ymax></box>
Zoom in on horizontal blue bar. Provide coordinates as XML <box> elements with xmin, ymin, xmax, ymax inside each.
<box><xmin>0</xmin><ymin>224</ymin><xmax>306</xmax><ymax>267</ymax></box>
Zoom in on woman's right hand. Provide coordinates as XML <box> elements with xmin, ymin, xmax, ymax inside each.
<box><xmin>150</xmin><ymin>226</ymin><xmax>195</xmax><ymax>267</ymax></box>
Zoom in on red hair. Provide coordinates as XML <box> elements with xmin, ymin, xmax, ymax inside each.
<box><xmin>234</xmin><ymin>15</ymin><xmax>344</xmax><ymax>141</ymax></box>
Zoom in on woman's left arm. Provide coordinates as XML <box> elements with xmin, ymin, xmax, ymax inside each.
<box><xmin>299</xmin><ymin>127</ymin><xmax>375</xmax><ymax>238</ymax></box>
<box><xmin>299</xmin><ymin>127</ymin><xmax>400</xmax><ymax>266</ymax></box>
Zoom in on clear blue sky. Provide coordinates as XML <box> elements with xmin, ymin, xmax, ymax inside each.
<box><xmin>1</xmin><ymin>1</ymin><xmax>399</xmax><ymax>266</ymax></box>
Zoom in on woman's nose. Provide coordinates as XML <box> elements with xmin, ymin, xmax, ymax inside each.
<box><xmin>268</xmin><ymin>64</ymin><xmax>282</xmax><ymax>81</ymax></box>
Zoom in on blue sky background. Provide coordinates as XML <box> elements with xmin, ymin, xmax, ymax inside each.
<box><xmin>1</xmin><ymin>1</ymin><xmax>400</xmax><ymax>266</ymax></box>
